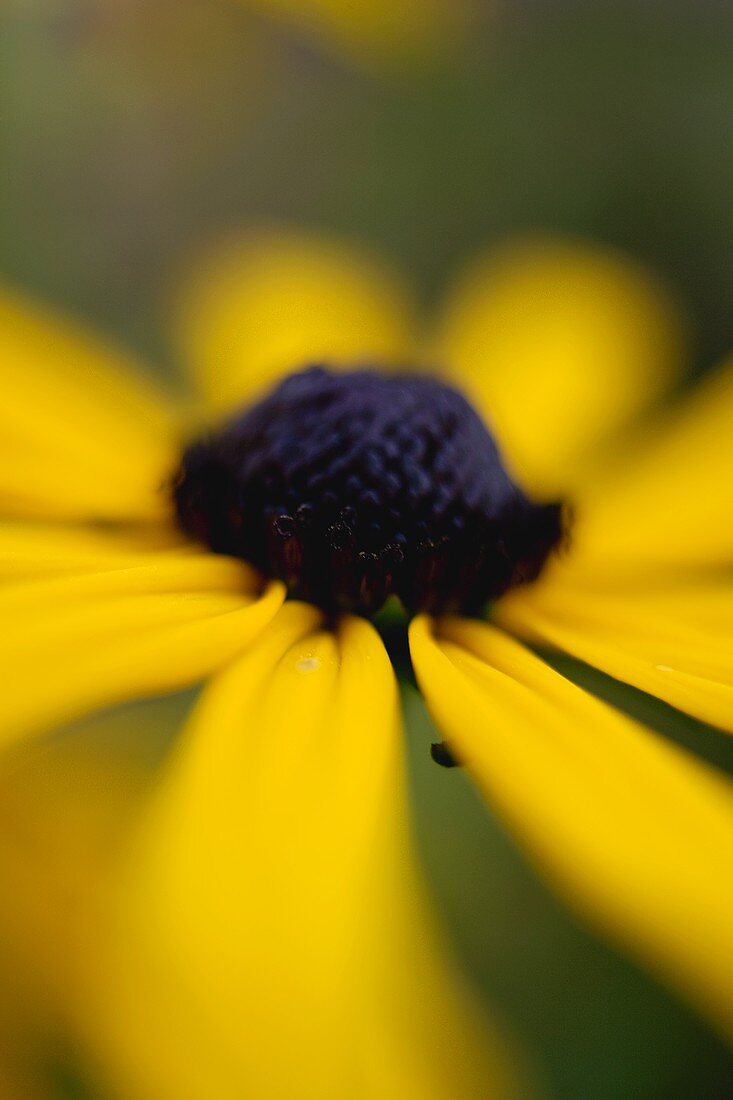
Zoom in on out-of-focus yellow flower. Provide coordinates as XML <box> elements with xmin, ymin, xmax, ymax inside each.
<box><xmin>240</xmin><ymin>0</ymin><xmax>474</xmax><ymax>67</ymax></box>
<box><xmin>0</xmin><ymin>228</ymin><xmax>732</xmax><ymax>1096</ymax></box>
<box><xmin>0</xmin><ymin>700</ymin><xmax>177</xmax><ymax>1099</ymax></box>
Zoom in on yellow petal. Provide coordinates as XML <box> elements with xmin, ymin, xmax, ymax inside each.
<box><xmin>410</xmin><ymin>615</ymin><xmax>733</xmax><ymax>1043</ymax></box>
<box><xmin>1</xmin><ymin>548</ymin><xmax>263</xmax><ymax>605</ymax></box>
<box><xmin>174</xmin><ymin>229</ymin><xmax>418</xmax><ymax>415</ymax></box>
<box><xmin>0</xmin><ymin>285</ymin><xmax>179</xmax><ymax>522</ymax></box>
<box><xmin>0</xmin><ymin>697</ymin><xmax>190</xmax><ymax>1097</ymax></box>
<box><xmin>562</xmin><ymin>359</ymin><xmax>733</xmax><ymax>575</ymax></box>
<box><xmin>0</xmin><ymin>703</ymin><xmax>172</xmax><ymax>1013</ymax></box>
<box><xmin>75</xmin><ymin>605</ymin><xmax>516</xmax><ymax>1100</ymax></box>
<box><xmin>0</xmin><ymin>521</ymin><xmax>190</xmax><ymax>582</ymax></box>
<box><xmin>0</xmin><ymin>561</ymin><xmax>284</xmax><ymax>748</ymax></box>
<box><xmin>496</xmin><ymin>569</ymin><xmax>733</xmax><ymax>732</ymax></box>
<box><xmin>435</xmin><ymin>239</ymin><xmax>684</xmax><ymax>495</ymax></box>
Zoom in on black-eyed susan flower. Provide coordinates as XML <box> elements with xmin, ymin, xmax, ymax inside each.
<box><xmin>2</xmin><ymin>230</ymin><xmax>733</xmax><ymax>1098</ymax></box>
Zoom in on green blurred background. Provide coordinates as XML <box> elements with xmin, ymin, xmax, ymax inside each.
<box><xmin>2</xmin><ymin>1</ymin><xmax>733</xmax><ymax>1097</ymax></box>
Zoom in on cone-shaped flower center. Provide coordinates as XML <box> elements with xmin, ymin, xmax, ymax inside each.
<box><xmin>174</xmin><ymin>366</ymin><xmax>564</xmax><ymax>616</ymax></box>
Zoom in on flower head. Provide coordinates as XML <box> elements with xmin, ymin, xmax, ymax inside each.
<box><xmin>173</xmin><ymin>365</ymin><xmax>564</xmax><ymax>615</ymax></box>
<box><xmin>2</xmin><ymin>230</ymin><xmax>733</xmax><ymax>1095</ymax></box>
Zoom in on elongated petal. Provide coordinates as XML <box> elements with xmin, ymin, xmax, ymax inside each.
<box><xmin>0</xmin><ymin>562</ymin><xmax>284</xmax><ymax>748</ymax></box>
<box><xmin>563</xmin><ymin>360</ymin><xmax>733</xmax><ymax>575</ymax></box>
<box><xmin>75</xmin><ymin>605</ymin><xmax>516</xmax><ymax>1100</ymax></box>
<box><xmin>410</xmin><ymin>615</ymin><xmax>733</xmax><ymax>1042</ymax></box>
<box><xmin>2</xmin><ymin>549</ymin><xmax>262</xmax><ymax>605</ymax></box>
<box><xmin>497</xmin><ymin>570</ymin><xmax>733</xmax><ymax>732</ymax></box>
<box><xmin>0</xmin><ymin>286</ymin><xmax>179</xmax><ymax>522</ymax></box>
<box><xmin>434</xmin><ymin>240</ymin><xmax>683</xmax><ymax>495</ymax></box>
<box><xmin>174</xmin><ymin>230</ymin><xmax>418</xmax><ymax>415</ymax></box>
<box><xmin>0</xmin><ymin>521</ymin><xmax>190</xmax><ymax>581</ymax></box>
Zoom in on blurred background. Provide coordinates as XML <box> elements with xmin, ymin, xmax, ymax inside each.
<box><xmin>2</xmin><ymin>1</ymin><xmax>733</xmax><ymax>1097</ymax></box>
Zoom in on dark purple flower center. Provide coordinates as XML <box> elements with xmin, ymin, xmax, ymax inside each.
<box><xmin>173</xmin><ymin>366</ymin><xmax>564</xmax><ymax>617</ymax></box>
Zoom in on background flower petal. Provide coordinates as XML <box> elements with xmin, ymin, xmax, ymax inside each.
<box><xmin>173</xmin><ymin>229</ymin><xmax>419</xmax><ymax>416</ymax></box>
<box><xmin>410</xmin><ymin>615</ymin><xmax>733</xmax><ymax>1044</ymax></box>
<box><xmin>0</xmin><ymin>563</ymin><xmax>284</xmax><ymax>748</ymax></box>
<box><xmin>74</xmin><ymin>605</ymin><xmax>518</xmax><ymax>1100</ymax></box>
<box><xmin>559</xmin><ymin>359</ymin><xmax>733</xmax><ymax>575</ymax></box>
<box><xmin>496</xmin><ymin>572</ymin><xmax>733</xmax><ymax>733</ymax></box>
<box><xmin>236</xmin><ymin>0</ymin><xmax>471</xmax><ymax>68</ymax></box>
<box><xmin>434</xmin><ymin>239</ymin><xmax>684</xmax><ymax>495</ymax></box>
<box><xmin>240</xmin><ymin>0</ymin><xmax>473</xmax><ymax>69</ymax></box>
<box><xmin>0</xmin><ymin>286</ymin><xmax>180</xmax><ymax>522</ymax></box>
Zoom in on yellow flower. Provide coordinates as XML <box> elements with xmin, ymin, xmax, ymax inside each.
<box><xmin>1</xmin><ymin>229</ymin><xmax>732</xmax><ymax>1096</ymax></box>
<box><xmin>240</xmin><ymin>0</ymin><xmax>474</xmax><ymax>68</ymax></box>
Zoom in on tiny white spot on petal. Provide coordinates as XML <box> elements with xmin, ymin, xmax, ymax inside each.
<box><xmin>655</xmin><ymin>664</ymin><xmax>674</xmax><ymax>673</ymax></box>
<box><xmin>297</xmin><ymin>656</ymin><xmax>321</xmax><ymax>674</ymax></box>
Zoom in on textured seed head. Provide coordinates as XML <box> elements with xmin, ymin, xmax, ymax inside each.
<box><xmin>173</xmin><ymin>366</ymin><xmax>564</xmax><ymax>617</ymax></box>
